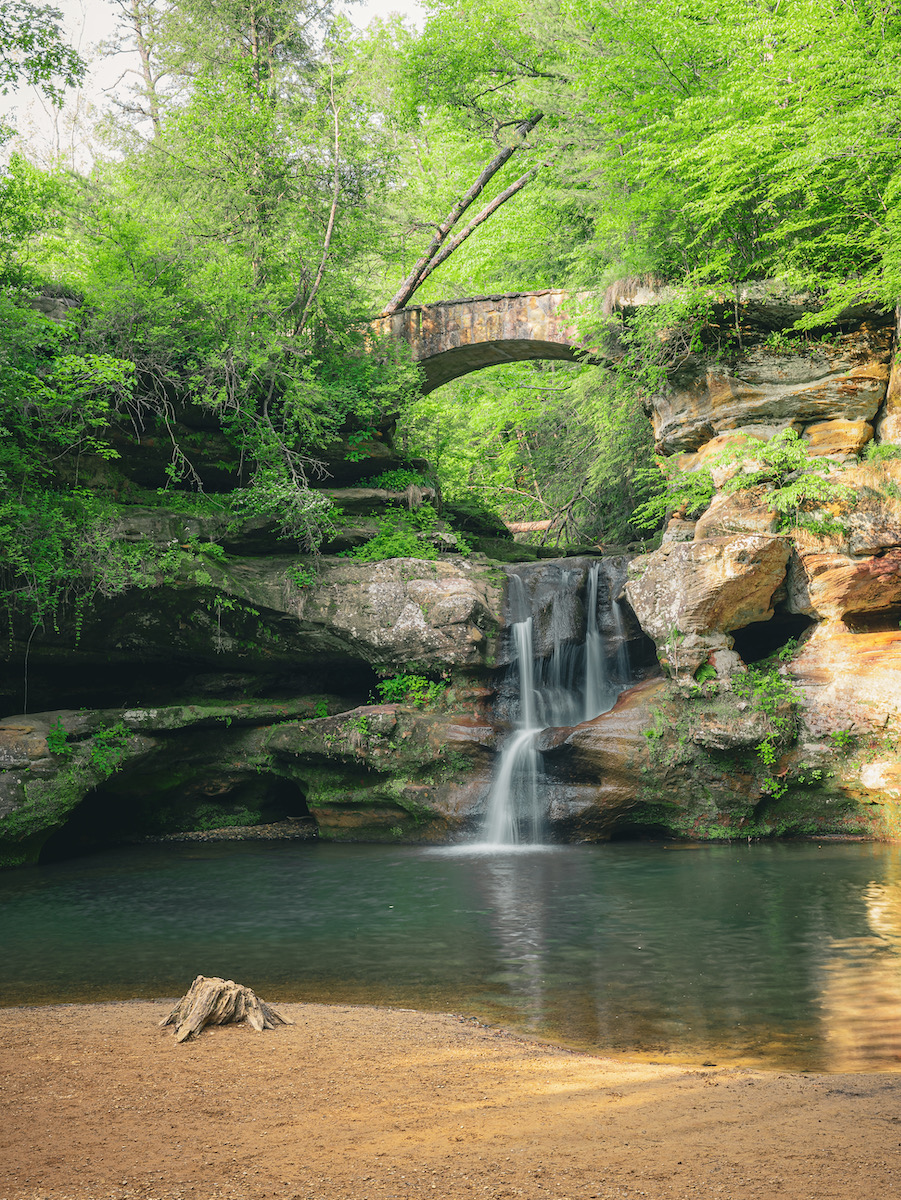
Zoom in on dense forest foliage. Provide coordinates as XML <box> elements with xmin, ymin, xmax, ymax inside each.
<box><xmin>1</xmin><ymin>0</ymin><xmax>899</xmax><ymax>630</ymax></box>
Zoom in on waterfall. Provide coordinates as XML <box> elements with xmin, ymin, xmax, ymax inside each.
<box><xmin>478</xmin><ymin>561</ymin><xmax>629</xmax><ymax>847</ymax></box>
<box><xmin>584</xmin><ymin>563</ymin><xmax>614</xmax><ymax>722</ymax></box>
<box><xmin>481</xmin><ymin>580</ymin><xmax>543</xmax><ymax>845</ymax></box>
<box><xmin>602</xmin><ymin>561</ymin><xmax>632</xmax><ymax>686</ymax></box>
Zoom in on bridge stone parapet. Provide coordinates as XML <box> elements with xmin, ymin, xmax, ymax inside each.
<box><xmin>369</xmin><ymin>289</ymin><xmax>593</xmax><ymax>392</ymax></box>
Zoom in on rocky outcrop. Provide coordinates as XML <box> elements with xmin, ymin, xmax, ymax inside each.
<box><xmin>531</xmin><ymin>669</ymin><xmax>901</xmax><ymax>842</ymax></box>
<box><xmin>787</xmin><ymin>549</ymin><xmax>901</xmax><ymax>622</ymax></box>
<box><xmin>2</xmin><ymin>549</ymin><xmax>505</xmax><ymax>717</ymax></box>
<box><xmin>650</xmin><ymin>307</ymin><xmax>892</xmax><ymax>454</ymax></box>
<box><xmin>612</xmin><ymin>294</ymin><xmax>901</xmax><ymax>840</ymax></box>
<box><xmin>625</xmin><ymin>535</ymin><xmax>790</xmax><ymax>676</ymax></box>
<box><xmin>0</xmin><ymin>696</ymin><xmax>499</xmax><ymax>865</ymax></box>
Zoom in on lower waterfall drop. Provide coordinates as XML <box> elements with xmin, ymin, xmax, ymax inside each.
<box><xmin>481</xmin><ymin>610</ymin><xmax>544</xmax><ymax>845</ymax></box>
<box><xmin>479</xmin><ymin>562</ymin><xmax>626</xmax><ymax>847</ymax></box>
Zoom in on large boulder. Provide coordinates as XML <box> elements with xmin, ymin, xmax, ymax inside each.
<box><xmin>693</xmin><ymin>490</ymin><xmax>781</xmax><ymax>539</ymax></box>
<box><xmin>626</xmin><ymin>535</ymin><xmax>790</xmax><ymax>675</ymax></box>
<box><xmin>21</xmin><ymin>555</ymin><xmax>504</xmax><ymax>683</ymax></box>
<box><xmin>788</xmin><ymin>623</ymin><xmax>901</xmax><ymax>736</ymax></box>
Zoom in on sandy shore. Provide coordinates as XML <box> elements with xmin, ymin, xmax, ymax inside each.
<box><xmin>1</xmin><ymin>1001</ymin><xmax>900</xmax><ymax>1200</ymax></box>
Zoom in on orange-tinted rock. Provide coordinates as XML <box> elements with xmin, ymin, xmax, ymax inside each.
<box><xmin>627</xmin><ymin>534</ymin><xmax>790</xmax><ymax>644</ymax></box>
<box><xmin>804</xmin><ymin>418</ymin><xmax>873</xmax><ymax>456</ymax></box>
<box><xmin>787</xmin><ymin>549</ymin><xmax>901</xmax><ymax>620</ymax></box>
<box><xmin>0</xmin><ymin>724</ymin><xmax>49</xmax><ymax>769</ymax></box>
<box><xmin>661</xmin><ymin>517</ymin><xmax>697</xmax><ymax>543</ymax></box>
<box><xmin>542</xmin><ymin>680</ymin><xmax>665</xmax><ymax>836</ymax></box>
<box><xmin>652</xmin><ymin>319</ymin><xmax>892</xmax><ymax>453</ymax></box>
<box><xmin>310</xmin><ymin>804</ymin><xmax>411</xmax><ymax>829</ymax></box>
<box><xmin>694</xmin><ymin>491</ymin><xmax>780</xmax><ymax>539</ymax></box>
<box><xmin>676</xmin><ymin>430</ymin><xmax>769</xmax><ymax>474</ymax></box>
<box><xmin>876</xmin><ymin>305</ymin><xmax>901</xmax><ymax>443</ymax></box>
<box><xmin>789</xmin><ymin>623</ymin><xmax>901</xmax><ymax>736</ymax></box>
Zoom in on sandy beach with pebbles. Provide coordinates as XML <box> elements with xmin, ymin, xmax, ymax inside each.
<box><xmin>2</xmin><ymin>1000</ymin><xmax>901</xmax><ymax>1199</ymax></box>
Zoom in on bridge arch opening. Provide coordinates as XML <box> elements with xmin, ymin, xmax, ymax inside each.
<box><xmin>419</xmin><ymin>339</ymin><xmax>583</xmax><ymax>393</ymax></box>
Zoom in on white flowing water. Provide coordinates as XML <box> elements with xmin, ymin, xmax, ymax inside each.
<box><xmin>584</xmin><ymin>563</ymin><xmax>613</xmax><ymax>722</ymax></box>
<box><xmin>612</xmin><ymin>599</ymin><xmax>632</xmax><ymax>684</ymax></box>
<box><xmin>479</xmin><ymin>563</ymin><xmax>627</xmax><ymax>847</ymax></box>
<box><xmin>603</xmin><ymin>562</ymin><xmax>632</xmax><ymax>685</ymax></box>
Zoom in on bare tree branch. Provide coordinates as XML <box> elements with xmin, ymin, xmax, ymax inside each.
<box><xmin>403</xmin><ymin>163</ymin><xmax>543</xmax><ymax>295</ymax></box>
<box><xmin>294</xmin><ymin>62</ymin><xmax>341</xmax><ymax>336</ymax></box>
<box><xmin>379</xmin><ymin>114</ymin><xmax>543</xmax><ymax>315</ymax></box>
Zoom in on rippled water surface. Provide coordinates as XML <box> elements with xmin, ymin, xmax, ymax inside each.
<box><xmin>3</xmin><ymin>839</ymin><xmax>901</xmax><ymax>1071</ymax></box>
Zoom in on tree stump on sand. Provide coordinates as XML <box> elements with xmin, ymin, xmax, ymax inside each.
<box><xmin>160</xmin><ymin>975</ymin><xmax>293</xmax><ymax>1042</ymax></box>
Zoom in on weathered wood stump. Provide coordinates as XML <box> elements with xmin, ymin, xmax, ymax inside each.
<box><xmin>160</xmin><ymin>975</ymin><xmax>293</xmax><ymax>1042</ymax></box>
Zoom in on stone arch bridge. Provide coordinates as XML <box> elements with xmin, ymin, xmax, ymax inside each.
<box><xmin>369</xmin><ymin>289</ymin><xmax>599</xmax><ymax>393</ymax></box>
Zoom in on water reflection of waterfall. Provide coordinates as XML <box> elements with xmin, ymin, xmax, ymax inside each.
<box><xmin>480</xmin><ymin>562</ymin><xmax>633</xmax><ymax>847</ymax></box>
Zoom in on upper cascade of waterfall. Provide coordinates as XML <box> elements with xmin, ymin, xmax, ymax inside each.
<box><xmin>478</xmin><ymin>557</ymin><xmax>636</xmax><ymax>847</ymax></box>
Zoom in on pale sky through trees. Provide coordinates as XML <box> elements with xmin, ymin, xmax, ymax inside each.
<box><xmin>1</xmin><ymin>0</ymin><xmax>423</xmax><ymax>165</ymax></box>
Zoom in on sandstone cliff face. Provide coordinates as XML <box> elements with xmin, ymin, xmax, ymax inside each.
<box><xmin>649</xmin><ymin>300</ymin><xmax>893</xmax><ymax>455</ymax></box>
<box><xmin>625</xmin><ymin>535</ymin><xmax>790</xmax><ymax>675</ymax></box>
<box><xmin>612</xmin><ymin>294</ymin><xmax>901</xmax><ymax>840</ymax></box>
<box><xmin>0</xmin><ymin>532</ymin><xmax>507</xmax><ymax>863</ymax></box>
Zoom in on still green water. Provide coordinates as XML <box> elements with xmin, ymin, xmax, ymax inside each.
<box><xmin>3</xmin><ymin>839</ymin><xmax>901</xmax><ymax>1071</ymax></box>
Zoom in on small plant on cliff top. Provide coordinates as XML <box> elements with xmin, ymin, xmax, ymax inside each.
<box><xmin>343</xmin><ymin>505</ymin><xmax>441</xmax><ymax>562</ymax></box>
<box><xmin>287</xmin><ymin>563</ymin><xmax>318</xmax><ymax>589</ymax></box>
<box><xmin>47</xmin><ymin>717</ymin><xmax>71</xmax><ymax>757</ymax></box>
<box><xmin>363</xmin><ymin>468</ymin><xmax>431</xmax><ymax>491</ymax></box>
<box><xmin>863</xmin><ymin>441</ymin><xmax>901</xmax><ymax>463</ymax></box>
<box><xmin>88</xmin><ymin>722</ymin><xmax>131</xmax><ymax>776</ymax></box>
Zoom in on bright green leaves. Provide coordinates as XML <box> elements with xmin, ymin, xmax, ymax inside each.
<box><xmin>632</xmin><ymin>429</ymin><xmax>859</xmax><ymax>538</ymax></box>
<box><xmin>519</xmin><ymin>0</ymin><xmax>901</xmax><ymax>306</ymax></box>
<box><xmin>229</xmin><ymin>467</ymin><xmax>336</xmax><ymax>550</ymax></box>
<box><xmin>719</xmin><ymin>429</ymin><xmax>857</xmax><ymax>536</ymax></box>
<box><xmin>375</xmin><ymin>673</ymin><xmax>446</xmax><ymax>707</ymax></box>
<box><xmin>400</xmin><ymin>0</ymin><xmax>548</xmax><ymax>130</ymax></box>
<box><xmin>630</xmin><ymin>463</ymin><xmax>715</xmax><ymax>534</ymax></box>
<box><xmin>39</xmin><ymin>354</ymin><xmax>135</xmax><ymax>460</ymax></box>
<box><xmin>0</xmin><ymin>0</ymin><xmax>85</xmax><ymax>104</ymax></box>
<box><xmin>0</xmin><ymin>487</ymin><xmax>160</xmax><ymax>634</ymax></box>
<box><xmin>0</xmin><ymin>154</ymin><xmax>67</xmax><ymax>283</ymax></box>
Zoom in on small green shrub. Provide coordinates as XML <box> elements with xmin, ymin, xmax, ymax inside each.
<box><xmin>46</xmin><ymin>717</ymin><xmax>71</xmax><ymax>757</ymax></box>
<box><xmin>363</xmin><ymin>468</ymin><xmax>430</xmax><ymax>490</ymax></box>
<box><xmin>345</xmin><ymin>429</ymin><xmax>378</xmax><ymax>462</ymax></box>
<box><xmin>88</xmin><ymin>721</ymin><xmax>131</xmax><ymax>776</ymax></box>
<box><xmin>345</xmin><ymin>714</ymin><xmax>370</xmax><ymax>737</ymax></box>
<box><xmin>228</xmin><ymin>468</ymin><xmax>335</xmax><ymax>549</ymax></box>
<box><xmin>287</xmin><ymin>564</ymin><xmax>318</xmax><ymax>588</ymax></box>
<box><xmin>863</xmin><ymin>441</ymin><xmax>901</xmax><ymax>462</ymax></box>
<box><xmin>732</xmin><ymin>660</ymin><xmax>801</xmax><ymax>797</ymax></box>
<box><xmin>720</xmin><ymin>429</ymin><xmax>855</xmax><ymax>534</ymax></box>
<box><xmin>344</xmin><ymin>504</ymin><xmax>440</xmax><ymax>562</ymax></box>
<box><xmin>376</xmin><ymin>673</ymin><xmax>446</xmax><ymax>708</ymax></box>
